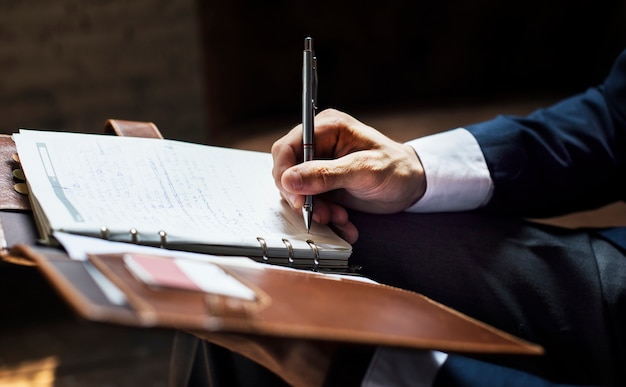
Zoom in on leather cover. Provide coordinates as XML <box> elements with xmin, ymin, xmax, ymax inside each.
<box><xmin>14</xmin><ymin>245</ymin><xmax>543</xmax><ymax>386</ymax></box>
<box><xmin>103</xmin><ymin>119</ymin><xmax>163</xmax><ymax>139</ymax></box>
<box><xmin>91</xmin><ymin>252</ymin><xmax>543</xmax><ymax>355</ymax></box>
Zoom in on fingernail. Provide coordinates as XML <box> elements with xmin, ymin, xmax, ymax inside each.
<box><xmin>286</xmin><ymin>193</ymin><xmax>298</xmax><ymax>207</ymax></box>
<box><xmin>288</xmin><ymin>169</ymin><xmax>303</xmax><ymax>190</ymax></box>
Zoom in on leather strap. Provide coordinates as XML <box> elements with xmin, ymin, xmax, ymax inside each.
<box><xmin>103</xmin><ymin>119</ymin><xmax>163</xmax><ymax>139</ymax></box>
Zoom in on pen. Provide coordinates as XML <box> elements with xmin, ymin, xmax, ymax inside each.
<box><xmin>302</xmin><ymin>36</ymin><xmax>317</xmax><ymax>233</ymax></box>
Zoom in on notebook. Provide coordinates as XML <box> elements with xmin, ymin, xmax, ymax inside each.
<box><xmin>12</xmin><ymin>130</ymin><xmax>352</xmax><ymax>270</ymax></box>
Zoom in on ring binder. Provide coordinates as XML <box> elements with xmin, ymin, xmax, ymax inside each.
<box><xmin>306</xmin><ymin>240</ymin><xmax>320</xmax><ymax>271</ymax></box>
<box><xmin>100</xmin><ymin>226</ymin><xmax>110</xmax><ymax>240</ymax></box>
<box><xmin>100</xmin><ymin>227</ymin><xmax>168</xmax><ymax>248</ymax></box>
<box><xmin>281</xmin><ymin>238</ymin><xmax>294</xmax><ymax>266</ymax></box>
<box><xmin>158</xmin><ymin>230</ymin><xmax>167</xmax><ymax>248</ymax></box>
<box><xmin>256</xmin><ymin>237</ymin><xmax>269</xmax><ymax>263</ymax></box>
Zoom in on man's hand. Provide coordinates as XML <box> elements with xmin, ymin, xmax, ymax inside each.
<box><xmin>271</xmin><ymin>109</ymin><xmax>426</xmax><ymax>243</ymax></box>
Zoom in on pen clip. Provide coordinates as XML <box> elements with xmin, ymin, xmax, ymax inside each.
<box><xmin>312</xmin><ymin>55</ymin><xmax>318</xmax><ymax>110</ymax></box>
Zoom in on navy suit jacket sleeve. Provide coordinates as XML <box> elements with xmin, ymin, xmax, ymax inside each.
<box><xmin>465</xmin><ymin>49</ymin><xmax>626</xmax><ymax>218</ymax></box>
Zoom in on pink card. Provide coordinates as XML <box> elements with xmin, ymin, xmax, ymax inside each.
<box><xmin>124</xmin><ymin>253</ymin><xmax>203</xmax><ymax>292</ymax></box>
<box><xmin>123</xmin><ymin>253</ymin><xmax>256</xmax><ymax>300</ymax></box>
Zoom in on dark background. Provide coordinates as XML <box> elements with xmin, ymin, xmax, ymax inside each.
<box><xmin>199</xmin><ymin>0</ymin><xmax>626</xmax><ymax>137</ymax></box>
<box><xmin>0</xmin><ymin>0</ymin><xmax>625</xmax><ymax>143</ymax></box>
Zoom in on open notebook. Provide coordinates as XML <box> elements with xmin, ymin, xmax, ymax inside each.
<box><xmin>13</xmin><ymin>130</ymin><xmax>352</xmax><ymax>270</ymax></box>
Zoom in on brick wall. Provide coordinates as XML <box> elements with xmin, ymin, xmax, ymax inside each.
<box><xmin>0</xmin><ymin>0</ymin><xmax>207</xmax><ymax>143</ymax></box>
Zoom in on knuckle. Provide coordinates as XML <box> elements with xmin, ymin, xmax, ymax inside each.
<box><xmin>316</xmin><ymin>165</ymin><xmax>335</xmax><ymax>188</ymax></box>
<box><xmin>318</xmin><ymin>108</ymin><xmax>349</xmax><ymax>127</ymax></box>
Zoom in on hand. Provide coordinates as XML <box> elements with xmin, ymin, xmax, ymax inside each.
<box><xmin>271</xmin><ymin>109</ymin><xmax>426</xmax><ymax>243</ymax></box>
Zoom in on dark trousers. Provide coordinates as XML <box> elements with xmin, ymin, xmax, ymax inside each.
<box><xmin>170</xmin><ymin>211</ymin><xmax>626</xmax><ymax>386</ymax></box>
<box><xmin>350</xmin><ymin>210</ymin><xmax>626</xmax><ymax>386</ymax></box>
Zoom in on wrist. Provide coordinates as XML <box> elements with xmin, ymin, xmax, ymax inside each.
<box><xmin>402</xmin><ymin>143</ymin><xmax>427</xmax><ymax>208</ymax></box>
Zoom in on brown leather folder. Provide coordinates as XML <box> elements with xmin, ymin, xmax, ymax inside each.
<box><xmin>12</xmin><ymin>242</ymin><xmax>543</xmax><ymax>387</ymax></box>
<box><xmin>66</xmin><ymin>249</ymin><xmax>544</xmax><ymax>355</ymax></box>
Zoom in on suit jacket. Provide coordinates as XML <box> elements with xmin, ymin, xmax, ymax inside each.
<box><xmin>466</xmin><ymin>49</ymin><xmax>626</xmax><ymax>218</ymax></box>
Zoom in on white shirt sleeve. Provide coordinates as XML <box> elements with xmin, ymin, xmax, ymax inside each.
<box><xmin>404</xmin><ymin>128</ymin><xmax>493</xmax><ymax>212</ymax></box>
<box><xmin>361</xmin><ymin>348</ymin><xmax>448</xmax><ymax>387</ymax></box>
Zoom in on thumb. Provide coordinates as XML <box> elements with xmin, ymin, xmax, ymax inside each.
<box><xmin>280</xmin><ymin>157</ymin><xmax>359</xmax><ymax>195</ymax></box>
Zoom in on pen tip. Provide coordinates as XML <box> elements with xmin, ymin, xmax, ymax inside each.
<box><xmin>305</xmin><ymin>36</ymin><xmax>313</xmax><ymax>50</ymax></box>
<box><xmin>302</xmin><ymin>205</ymin><xmax>312</xmax><ymax>232</ymax></box>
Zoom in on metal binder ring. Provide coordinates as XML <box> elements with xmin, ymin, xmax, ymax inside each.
<box><xmin>100</xmin><ymin>226</ymin><xmax>110</xmax><ymax>240</ymax></box>
<box><xmin>256</xmin><ymin>237</ymin><xmax>269</xmax><ymax>263</ymax></box>
<box><xmin>158</xmin><ymin>230</ymin><xmax>167</xmax><ymax>248</ymax></box>
<box><xmin>306</xmin><ymin>240</ymin><xmax>320</xmax><ymax>271</ymax></box>
<box><xmin>282</xmin><ymin>238</ymin><xmax>294</xmax><ymax>266</ymax></box>
<box><xmin>129</xmin><ymin>228</ymin><xmax>139</xmax><ymax>244</ymax></box>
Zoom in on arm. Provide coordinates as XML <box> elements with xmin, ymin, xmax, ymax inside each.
<box><xmin>468</xmin><ymin>49</ymin><xmax>626</xmax><ymax>217</ymax></box>
<box><xmin>271</xmin><ymin>50</ymin><xmax>626</xmax><ymax>240</ymax></box>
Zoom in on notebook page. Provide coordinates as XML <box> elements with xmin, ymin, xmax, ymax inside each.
<box><xmin>14</xmin><ymin>130</ymin><xmax>350</xmax><ymax>255</ymax></box>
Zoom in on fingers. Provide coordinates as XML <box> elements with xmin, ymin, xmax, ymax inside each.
<box><xmin>271</xmin><ymin>110</ymin><xmax>348</xmax><ymax>181</ymax></box>
<box><xmin>279</xmin><ymin>153</ymin><xmax>363</xmax><ymax>195</ymax></box>
<box><xmin>280</xmin><ymin>194</ymin><xmax>358</xmax><ymax>244</ymax></box>
<box><xmin>329</xmin><ymin>218</ymin><xmax>359</xmax><ymax>244</ymax></box>
<box><xmin>323</xmin><ymin>200</ymin><xmax>358</xmax><ymax>243</ymax></box>
<box><xmin>271</xmin><ymin>125</ymin><xmax>302</xmax><ymax>192</ymax></box>
<box><xmin>271</xmin><ymin>108</ymin><xmax>420</xmax><ymax>243</ymax></box>
<box><xmin>271</xmin><ymin>109</ymin><xmax>371</xmax><ymax>181</ymax></box>
<box><xmin>279</xmin><ymin>189</ymin><xmax>358</xmax><ymax>243</ymax></box>
<box><xmin>273</xmin><ymin>108</ymin><xmax>426</xmax><ymax>208</ymax></box>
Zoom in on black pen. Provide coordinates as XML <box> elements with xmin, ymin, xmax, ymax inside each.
<box><xmin>302</xmin><ymin>36</ymin><xmax>317</xmax><ymax>232</ymax></box>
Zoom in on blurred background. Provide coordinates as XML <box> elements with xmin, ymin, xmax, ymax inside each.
<box><xmin>0</xmin><ymin>0</ymin><xmax>625</xmax><ymax>147</ymax></box>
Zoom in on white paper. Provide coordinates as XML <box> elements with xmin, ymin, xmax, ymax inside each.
<box><xmin>54</xmin><ymin>231</ymin><xmax>260</xmax><ymax>306</ymax></box>
<box><xmin>13</xmin><ymin>130</ymin><xmax>351</xmax><ymax>263</ymax></box>
<box><xmin>176</xmin><ymin>258</ymin><xmax>256</xmax><ymax>300</ymax></box>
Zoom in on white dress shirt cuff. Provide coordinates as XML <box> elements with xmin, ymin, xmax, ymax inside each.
<box><xmin>405</xmin><ymin>128</ymin><xmax>493</xmax><ymax>212</ymax></box>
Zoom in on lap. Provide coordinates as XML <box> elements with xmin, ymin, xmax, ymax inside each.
<box><xmin>349</xmin><ymin>210</ymin><xmax>626</xmax><ymax>386</ymax></box>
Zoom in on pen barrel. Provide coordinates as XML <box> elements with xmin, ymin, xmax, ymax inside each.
<box><xmin>303</xmin><ymin>144</ymin><xmax>314</xmax><ymax>163</ymax></box>
<box><xmin>304</xmin><ymin>194</ymin><xmax>313</xmax><ymax>207</ymax></box>
<box><xmin>302</xmin><ymin>37</ymin><xmax>315</xmax><ymax>230</ymax></box>
<box><xmin>302</xmin><ymin>43</ymin><xmax>315</xmax><ymax>161</ymax></box>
